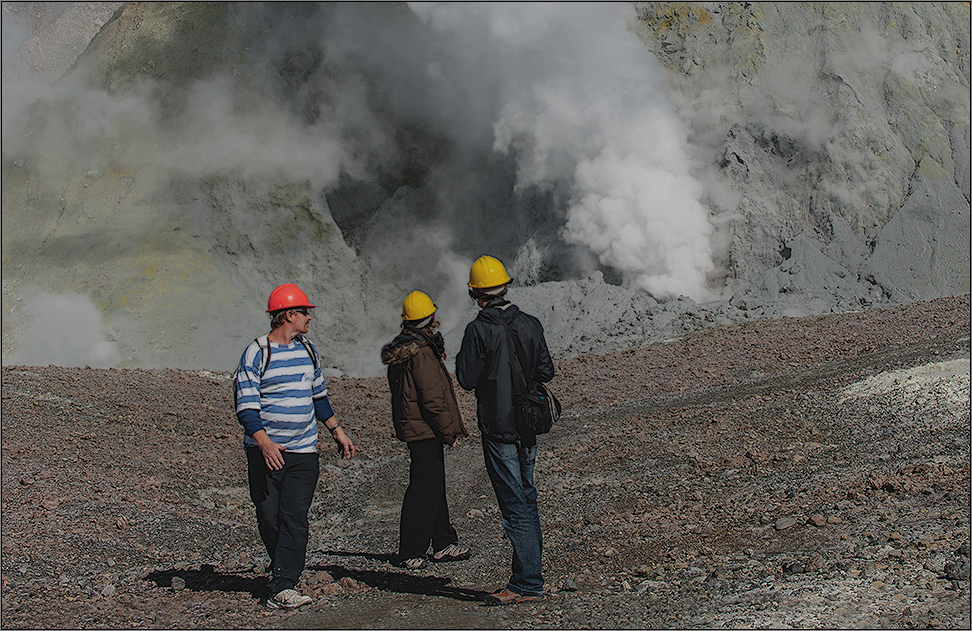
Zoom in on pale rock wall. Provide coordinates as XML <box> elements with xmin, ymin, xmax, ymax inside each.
<box><xmin>1</xmin><ymin>2</ymin><xmax>969</xmax><ymax>374</ymax></box>
<box><xmin>2</xmin><ymin>3</ymin><xmax>392</xmax><ymax>374</ymax></box>
<box><xmin>633</xmin><ymin>1</ymin><xmax>970</xmax><ymax>308</ymax></box>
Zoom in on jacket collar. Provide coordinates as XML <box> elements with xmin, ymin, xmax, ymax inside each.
<box><xmin>477</xmin><ymin>300</ymin><xmax>519</xmax><ymax>325</ymax></box>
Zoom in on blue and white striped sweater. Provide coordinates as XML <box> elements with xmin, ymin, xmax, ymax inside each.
<box><xmin>234</xmin><ymin>335</ymin><xmax>328</xmax><ymax>453</ymax></box>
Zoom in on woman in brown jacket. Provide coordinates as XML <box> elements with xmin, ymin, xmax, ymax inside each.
<box><xmin>381</xmin><ymin>290</ymin><xmax>470</xmax><ymax>569</ymax></box>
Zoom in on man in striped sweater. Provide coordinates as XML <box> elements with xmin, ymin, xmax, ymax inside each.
<box><xmin>234</xmin><ymin>283</ymin><xmax>355</xmax><ymax>610</ymax></box>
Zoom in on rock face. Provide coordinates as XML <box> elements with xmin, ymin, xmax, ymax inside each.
<box><xmin>1</xmin><ymin>2</ymin><xmax>969</xmax><ymax>375</ymax></box>
<box><xmin>634</xmin><ymin>2</ymin><xmax>971</xmax><ymax>306</ymax></box>
<box><xmin>1</xmin><ymin>2</ymin><xmax>123</xmax><ymax>89</ymax></box>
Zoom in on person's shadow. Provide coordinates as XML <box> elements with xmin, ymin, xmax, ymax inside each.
<box><xmin>315</xmin><ymin>549</ymin><xmax>488</xmax><ymax>603</ymax></box>
<box><xmin>144</xmin><ymin>564</ymin><xmax>267</xmax><ymax>597</ymax></box>
<box><xmin>144</xmin><ymin>554</ymin><xmax>489</xmax><ymax>604</ymax></box>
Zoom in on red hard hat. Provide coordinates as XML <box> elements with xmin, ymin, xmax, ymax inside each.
<box><xmin>267</xmin><ymin>283</ymin><xmax>316</xmax><ymax>313</ymax></box>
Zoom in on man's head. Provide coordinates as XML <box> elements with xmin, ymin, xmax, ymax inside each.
<box><xmin>267</xmin><ymin>283</ymin><xmax>315</xmax><ymax>333</ymax></box>
<box><xmin>269</xmin><ymin>306</ymin><xmax>313</xmax><ymax>333</ymax></box>
<box><xmin>467</xmin><ymin>255</ymin><xmax>512</xmax><ymax>303</ymax></box>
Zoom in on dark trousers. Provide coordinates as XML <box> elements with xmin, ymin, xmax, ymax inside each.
<box><xmin>399</xmin><ymin>438</ymin><xmax>458</xmax><ymax>559</ymax></box>
<box><xmin>247</xmin><ymin>448</ymin><xmax>319</xmax><ymax>594</ymax></box>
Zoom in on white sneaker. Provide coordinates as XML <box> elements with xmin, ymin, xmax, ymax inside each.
<box><xmin>403</xmin><ymin>557</ymin><xmax>429</xmax><ymax>569</ymax></box>
<box><xmin>267</xmin><ymin>588</ymin><xmax>312</xmax><ymax>609</ymax></box>
<box><xmin>432</xmin><ymin>543</ymin><xmax>470</xmax><ymax>562</ymax></box>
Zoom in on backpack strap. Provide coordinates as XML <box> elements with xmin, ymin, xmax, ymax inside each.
<box><xmin>295</xmin><ymin>335</ymin><xmax>320</xmax><ymax>372</ymax></box>
<box><xmin>256</xmin><ymin>334</ymin><xmax>318</xmax><ymax>378</ymax></box>
<box><xmin>255</xmin><ymin>335</ymin><xmax>271</xmax><ymax>378</ymax></box>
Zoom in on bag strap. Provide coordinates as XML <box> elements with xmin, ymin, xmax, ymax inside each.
<box><xmin>256</xmin><ymin>335</ymin><xmax>271</xmax><ymax>378</ymax></box>
<box><xmin>295</xmin><ymin>335</ymin><xmax>320</xmax><ymax>372</ymax></box>
<box><xmin>510</xmin><ymin>327</ymin><xmax>534</xmax><ymax>391</ymax></box>
<box><xmin>499</xmin><ymin>312</ymin><xmax>532</xmax><ymax>396</ymax></box>
<box><xmin>256</xmin><ymin>334</ymin><xmax>318</xmax><ymax>378</ymax></box>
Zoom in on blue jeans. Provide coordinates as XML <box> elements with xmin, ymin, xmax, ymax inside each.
<box><xmin>482</xmin><ymin>438</ymin><xmax>543</xmax><ymax>596</ymax></box>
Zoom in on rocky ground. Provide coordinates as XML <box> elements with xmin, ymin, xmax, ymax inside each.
<box><xmin>2</xmin><ymin>294</ymin><xmax>970</xmax><ymax>629</ymax></box>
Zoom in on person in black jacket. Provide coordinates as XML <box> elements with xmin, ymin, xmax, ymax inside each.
<box><xmin>455</xmin><ymin>255</ymin><xmax>554</xmax><ymax>605</ymax></box>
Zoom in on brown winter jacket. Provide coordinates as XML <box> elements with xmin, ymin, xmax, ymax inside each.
<box><xmin>380</xmin><ymin>325</ymin><xmax>467</xmax><ymax>445</ymax></box>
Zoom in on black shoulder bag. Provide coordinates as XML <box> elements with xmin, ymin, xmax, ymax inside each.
<box><xmin>500</xmin><ymin>313</ymin><xmax>562</xmax><ymax>435</ymax></box>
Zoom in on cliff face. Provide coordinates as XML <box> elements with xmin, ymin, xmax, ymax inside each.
<box><xmin>3</xmin><ymin>3</ymin><xmax>382</xmax><ymax>372</ymax></box>
<box><xmin>634</xmin><ymin>2</ymin><xmax>970</xmax><ymax>306</ymax></box>
<box><xmin>1</xmin><ymin>2</ymin><xmax>969</xmax><ymax>375</ymax></box>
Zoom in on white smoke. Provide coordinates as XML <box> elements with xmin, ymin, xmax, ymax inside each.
<box><xmin>2</xmin><ymin>2</ymin><xmax>724</xmax><ymax>373</ymax></box>
<box><xmin>7</xmin><ymin>291</ymin><xmax>120</xmax><ymax>368</ymax></box>
<box><xmin>409</xmin><ymin>2</ymin><xmax>716</xmax><ymax>299</ymax></box>
<box><xmin>6</xmin><ymin>76</ymin><xmax>351</xmax><ymax>192</ymax></box>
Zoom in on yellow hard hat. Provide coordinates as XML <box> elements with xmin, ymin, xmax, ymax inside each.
<box><xmin>468</xmin><ymin>255</ymin><xmax>512</xmax><ymax>290</ymax></box>
<box><xmin>401</xmin><ymin>290</ymin><xmax>437</xmax><ymax>321</ymax></box>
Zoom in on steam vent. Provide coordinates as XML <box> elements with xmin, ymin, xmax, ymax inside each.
<box><xmin>2</xmin><ymin>2</ymin><xmax>969</xmax><ymax>375</ymax></box>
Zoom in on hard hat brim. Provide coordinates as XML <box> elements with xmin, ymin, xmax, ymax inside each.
<box><xmin>267</xmin><ymin>302</ymin><xmax>316</xmax><ymax>313</ymax></box>
<box><xmin>468</xmin><ymin>281</ymin><xmax>512</xmax><ymax>292</ymax></box>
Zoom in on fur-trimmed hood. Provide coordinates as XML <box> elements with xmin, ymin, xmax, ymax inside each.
<box><xmin>381</xmin><ymin>335</ymin><xmax>422</xmax><ymax>366</ymax></box>
<box><xmin>381</xmin><ymin>323</ymin><xmax>444</xmax><ymax>366</ymax></box>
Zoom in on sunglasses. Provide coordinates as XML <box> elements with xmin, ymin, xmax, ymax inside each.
<box><xmin>292</xmin><ymin>308</ymin><xmax>310</xmax><ymax>316</ymax></box>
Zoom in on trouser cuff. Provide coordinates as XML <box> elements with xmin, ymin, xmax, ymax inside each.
<box><xmin>268</xmin><ymin>577</ymin><xmax>295</xmax><ymax>594</ymax></box>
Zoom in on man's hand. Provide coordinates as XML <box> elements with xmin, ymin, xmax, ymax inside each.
<box><xmin>331</xmin><ymin>427</ymin><xmax>355</xmax><ymax>460</ymax></box>
<box><xmin>253</xmin><ymin>430</ymin><xmax>287</xmax><ymax>470</ymax></box>
<box><xmin>449</xmin><ymin>437</ymin><xmax>461</xmax><ymax>450</ymax></box>
<box><xmin>320</xmin><ymin>416</ymin><xmax>354</xmax><ymax>459</ymax></box>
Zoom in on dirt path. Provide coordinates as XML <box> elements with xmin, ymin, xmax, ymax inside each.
<box><xmin>1</xmin><ymin>295</ymin><xmax>969</xmax><ymax>629</ymax></box>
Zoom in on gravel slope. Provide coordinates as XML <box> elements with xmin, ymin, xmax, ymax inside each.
<box><xmin>1</xmin><ymin>294</ymin><xmax>969</xmax><ymax>629</ymax></box>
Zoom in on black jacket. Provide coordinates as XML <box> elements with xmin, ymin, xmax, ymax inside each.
<box><xmin>455</xmin><ymin>301</ymin><xmax>554</xmax><ymax>444</ymax></box>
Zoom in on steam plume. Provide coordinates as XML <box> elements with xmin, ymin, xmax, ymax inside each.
<box><xmin>408</xmin><ymin>2</ymin><xmax>716</xmax><ymax>299</ymax></box>
<box><xmin>7</xmin><ymin>292</ymin><xmax>120</xmax><ymax>368</ymax></box>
